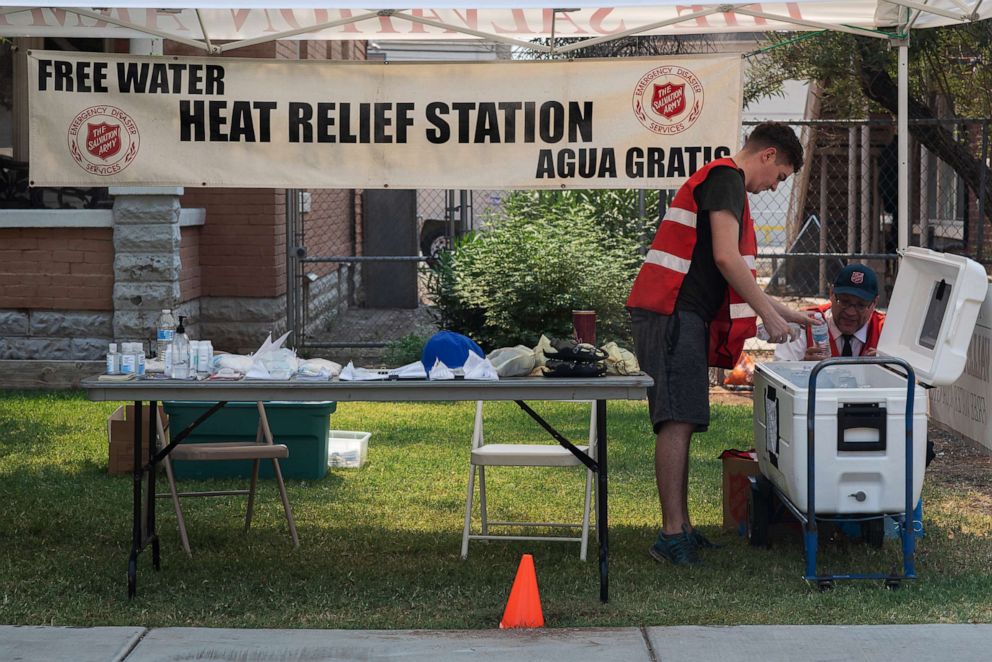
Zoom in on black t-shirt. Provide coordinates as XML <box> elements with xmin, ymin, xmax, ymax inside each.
<box><xmin>675</xmin><ymin>166</ymin><xmax>746</xmax><ymax>321</ymax></box>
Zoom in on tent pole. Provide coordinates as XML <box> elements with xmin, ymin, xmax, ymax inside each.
<box><xmin>897</xmin><ymin>35</ymin><xmax>910</xmax><ymax>251</ymax></box>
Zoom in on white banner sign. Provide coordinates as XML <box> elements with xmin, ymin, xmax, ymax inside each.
<box><xmin>929</xmin><ymin>283</ymin><xmax>992</xmax><ymax>451</ymax></box>
<box><xmin>28</xmin><ymin>51</ymin><xmax>742</xmax><ymax>189</ymax></box>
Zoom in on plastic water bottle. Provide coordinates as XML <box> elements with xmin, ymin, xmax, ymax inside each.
<box><xmin>106</xmin><ymin>343</ymin><xmax>120</xmax><ymax>375</ymax></box>
<box><xmin>756</xmin><ymin>322</ymin><xmax>802</xmax><ymax>342</ymax></box>
<box><xmin>156</xmin><ymin>309</ymin><xmax>177</xmax><ymax>359</ymax></box>
<box><xmin>811</xmin><ymin>312</ymin><xmax>830</xmax><ymax>351</ymax></box>
<box><xmin>170</xmin><ymin>316</ymin><xmax>190</xmax><ymax>379</ymax></box>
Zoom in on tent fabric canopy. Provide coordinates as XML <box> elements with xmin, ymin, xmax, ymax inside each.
<box><xmin>0</xmin><ymin>3</ymin><xmax>988</xmax><ymax>54</ymax></box>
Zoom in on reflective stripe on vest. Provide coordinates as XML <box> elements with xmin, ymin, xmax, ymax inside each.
<box><xmin>626</xmin><ymin>157</ymin><xmax>758</xmax><ymax>368</ymax></box>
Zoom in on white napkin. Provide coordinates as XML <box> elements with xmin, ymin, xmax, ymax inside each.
<box><xmin>388</xmin><ymin>361</ymin><xmax>428</xmax><ymax>380</ymax></box>
<box><xmin>428</xmin><ymin>359</ymin><xmax>455</xmax><ymax>380</ymax></box>
<box><xmin>245</xmin><ymin>331</ymin><xmax>295</xmax><ymax>380</ymax></box>
<box><xmin>463</xmin><ymin>351</ymin><xmax>499</xmax><ymax>381</ymax></box>
<box><xmin>298</xmin><ymin>358</ymin><xmax>342</xmax><ymax>379</ymax></box>
<box><xmin>339</xmin><ymin>361</ymin><xmax>390</xmax><ymax>381</ymax></box>
<box><xmin>215</xmin><ymin>354</ymin><xmax>253</xmax><ymax>373</ymax></box>
<box><xmin>296</xmin><ymin>366</ymin><xmax>331</xmax><ymax>381</ymax></box>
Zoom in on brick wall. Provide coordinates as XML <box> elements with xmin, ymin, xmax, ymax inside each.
<box><xmin>0</xmin><ymin>227</ymin><xmax>113</xmax><ymax>310</ymax></box>
<box><xmin>179</xmin><ymin>225</ymin><xmax>202</xmax><ymax>301</ymax></box>
<box><xmin>179</xmin><ymin>188</ymin><xmax>286</xmax><ymax>298</ymax></box>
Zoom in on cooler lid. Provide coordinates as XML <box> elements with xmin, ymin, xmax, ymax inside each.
<box><xmin>877</xmin><ymin>247</ymin><xmax>988</xmax><ymax>385</ymax></box>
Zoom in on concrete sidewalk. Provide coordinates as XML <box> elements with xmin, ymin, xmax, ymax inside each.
<box><xmin>3</xmin><ymin>624</ymin><xmax>991</xmax><ymax>661</ymax></box>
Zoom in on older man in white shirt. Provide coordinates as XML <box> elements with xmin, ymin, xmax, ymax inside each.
<box><xmin>774</xmin><ymin>264</ymin><xmax>885</xmax><ymax>361</ymax></box>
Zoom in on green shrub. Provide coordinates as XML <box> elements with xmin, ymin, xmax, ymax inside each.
<box><xmin>426</xmin><ymin>191</ymin><xmax>647</xmax><ymax>350</ymax></box>
<box><xmin>383</xmin><ymin>333</ymin><xmax>430</xmax><ymax>367</ymax></box>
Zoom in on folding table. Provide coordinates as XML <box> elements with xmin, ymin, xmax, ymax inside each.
<box><xmin>82</xmin><ymin>374</ymin><xmax>651</xmax><ymax>602</ymax></box>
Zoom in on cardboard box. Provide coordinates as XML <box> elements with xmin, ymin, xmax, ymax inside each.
<box><xmin>107</xmin><ymin>404</ymin><xmax>166</xmax><ymax>475</ymax></box>
<box><xmin>721</xmin><ymin>450</ymin><xmax>761</xmax><ymax>532</ymax></box>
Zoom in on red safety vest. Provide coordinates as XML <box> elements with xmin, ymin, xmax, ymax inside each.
<box><xmin>805</xmin><ymin>302</ymin><xmax>886</xmax><ymax>356</ymax></box>
<box><xmin>626</xmin><ymin>158</ymin><xmax>757</xmax><ymax>369</ymax></box>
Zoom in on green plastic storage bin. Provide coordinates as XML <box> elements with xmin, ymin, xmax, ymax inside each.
<box><xmin>163</xmin><ymin>401</ymin><xmax>336</xmax><ymax>480</ymax></box>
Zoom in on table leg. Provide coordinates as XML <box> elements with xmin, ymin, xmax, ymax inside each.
<box><xmin>147</xmin><ymin>400</ymin><xmax>160</xmax><ymax>570</ymax></box>
<box><xmin>596</xmin><ymin>399</ymin><xmax>608</xmax><ymax>603</ymax></box>
<box><xmin>128</xmin><ymin>399</ymin><xmax>143</xmax><ymax>598</ymax></box>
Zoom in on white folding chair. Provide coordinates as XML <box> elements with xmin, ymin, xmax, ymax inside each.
<box><xmin>460</xmin><ymin>400</ymin><xmax>596</xmax><ymax>560</ymax></box>
<box><xmin>154</xmin><ymin>402</ymin><xmax>299</xmax><ymax>556</ymax></box>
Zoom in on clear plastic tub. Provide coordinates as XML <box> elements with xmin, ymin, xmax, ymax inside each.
<box><xmin>327</xmin><ymin>431</ymin><xmax>371</xmax><ymax>468</ymax></box>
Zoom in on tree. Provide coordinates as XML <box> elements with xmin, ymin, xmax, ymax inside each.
<box><xmin>746</xmin><ymin>22</ymin><xmax>992</xmax><ymax>229</ymax></box>
<box><xmin>523</xmin><ymin>33</ymin><xmax>717</xmax><ymax>59</ymax></box>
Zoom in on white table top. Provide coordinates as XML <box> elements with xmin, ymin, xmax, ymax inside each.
<box><xmin>81</xmin><ymin>374</ymin><xmax>652</xmax><ymax>403</ymax></box>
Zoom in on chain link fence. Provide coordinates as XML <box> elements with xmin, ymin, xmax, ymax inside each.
<box><xmin>293</xmin><ymin>117</ymin><xmax>990</xmax><ymax>345</ymax></box>
<box><xmin>416</xmin><ymin>189</ymin><xmax>506</xmax><ymax>257</ymax></box>
<box><xmin>749</xmin><ymin>118</ymin><xmax>991</xmax><ymax>302</ymax></box>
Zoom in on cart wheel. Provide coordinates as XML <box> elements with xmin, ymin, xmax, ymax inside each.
<box><xmin>864</xmin><ymin>519</ymin><xmax>885</xmax><ymax>549</ymax></box>
<box><xmin>817</xmin><ymin>579</ymin><xmax>834</xmax><ymax>592</ymax></box>
<box><xmin>884</xmin><ymin>579</ymin><xmax>902</xmax><ymax>590</ymax></box>
<box><xmin>747</xmin><ymin>476</ymin><xmax>771</xmax><ymax>548</ymax></box>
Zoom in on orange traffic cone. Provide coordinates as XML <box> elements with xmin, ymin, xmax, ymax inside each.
<box><xmin>499</xmin><ymin>554</ymin><xmax>544</xmax><ymax>629</ymax></box>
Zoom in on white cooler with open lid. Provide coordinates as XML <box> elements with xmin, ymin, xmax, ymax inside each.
<box><xmin>753</xmin><ymin>247</ymin><xmax>988</xmax><ymax>514</ymax></box>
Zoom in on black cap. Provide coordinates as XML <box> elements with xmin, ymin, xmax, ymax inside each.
<box><xmin>833</xmin><ymin>265</ymin><xmax>878</xmax><ymax>301</ymax></box>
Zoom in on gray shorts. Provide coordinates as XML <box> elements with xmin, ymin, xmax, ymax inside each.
<box><xmin>629</xmin><ymin>307</ymin><xmax>710</xmax><ymax>434</ymax></box>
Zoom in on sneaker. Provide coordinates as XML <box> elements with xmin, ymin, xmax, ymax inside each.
<box><xmin>690</xmin><ymin>528</ymin><xmax>722</xmax><ymax>550</ymax></box>
<box><xmin>649</xmin><ymin>526</ymin><xmax>701</xmax><ymax>566</ymax></box>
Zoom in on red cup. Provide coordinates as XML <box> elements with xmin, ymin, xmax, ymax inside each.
<box><xmin>572</xmin><ymin>310</ymin><xmax>597</xmax><ymax>345</ymax></box>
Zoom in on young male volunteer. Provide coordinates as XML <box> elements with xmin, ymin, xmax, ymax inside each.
<box><xmin>626</xmin><ymin>122</ymin><xmax>814</xmax><ymax>566</ymax></box>
<box><xmin>774</xmin><ymin>264</ymin><xmax>884</xmax><ymax>361</ymax></box>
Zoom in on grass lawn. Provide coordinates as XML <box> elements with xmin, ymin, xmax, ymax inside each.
<box><xmin>0</xmin><ymin>390</ymin><xmax>990</xmax><ymax>628</ymax></box>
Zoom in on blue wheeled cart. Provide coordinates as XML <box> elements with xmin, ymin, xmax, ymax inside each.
<box><xmin>748</xmin><ymin>356</ymin><xmax>918</xmax><ymax>590</ymax></box>
<box><xmin>749</xmin><ymin>248</ymin><xmax>988</xmax><ymax>589</ymax></box>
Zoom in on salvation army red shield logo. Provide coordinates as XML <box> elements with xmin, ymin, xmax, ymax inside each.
<box><xmin>652</xmin><ymin>83</ymin><xmax>686</xmax><ymax>119</ymax></box>
<box><xmin>633</xmin><ymin>66</ymin><xmax>704</xmax><ymax>135</ymax></box>
<box><xmin>851</xmin><ymin>271</ymin><xmax>865</xmax><ymax>284</ymax></box>
<box><xmin>67</xmin><ymin>106</ymin><xmax>140</xmax><ymax>176</ymax></box>
<box><xmin>85</xmin><ymin>122</ymin><xmax>121</xmax><ymax>160</ymax></box>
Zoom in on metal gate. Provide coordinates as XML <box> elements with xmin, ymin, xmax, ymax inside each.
<box><xmin>285</xmin><ymin>188</ymin><xmax>485</xmax><ymax>352</ymax></box>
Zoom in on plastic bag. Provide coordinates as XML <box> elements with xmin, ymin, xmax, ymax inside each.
<box><xmin>533</xmin><ymin>335</ymin><xmax>555</xmax><ymax>367</ymax></box>
<box><xmin>463</xmin><ymin>352</ymin><xmax>499</xmax><ymax>381</ymax></box>
<box><xmin>723</xmin><ymin>351</ymin><xmax>755</xmax><ymax>389</ymax></box>
<box><xmin>601</xmin><ymin>342</ymin><xmax>640</xmax><ymax>375</ymax></box>
<box><xmin>487</xmin><ymin>345</ymin><xmax>536</xmax><ymax>377</ymax></box>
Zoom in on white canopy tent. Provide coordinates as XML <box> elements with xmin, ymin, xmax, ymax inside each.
<box><xmin>4</xmin><ymin>1</ymin><xmax>991</xmax><ymax>248</ymax></box>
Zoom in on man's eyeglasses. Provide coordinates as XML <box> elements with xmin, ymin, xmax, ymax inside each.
<box><xmin>833</xmin><ymin>296</ymin><xmax>872</xmax><ymax>312</ymax></box>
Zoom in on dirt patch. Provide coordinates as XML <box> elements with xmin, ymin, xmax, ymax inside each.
<box><xmin>709</xmin><ymin>386</ymin><xmax>755</xmax><ymax>407</ymax></box>
<box><xmin>926</xmin><ymin>423</ymin><xmax>992</xmax><ymax>503</ymax></box>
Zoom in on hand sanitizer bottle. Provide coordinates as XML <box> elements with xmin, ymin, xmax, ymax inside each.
<box><xmin>120</xmin><ymin>343</ymin><xmax>136</xmax><ymax>375</ymax></box>
<box><xmin>197</xmin><ymin>340</ymin><xmax>212</xmax><ymax>377</ymax></box>
<box><xmin>171</xmin><ymin>316</ymin><xmax>190</xmax><ymax>379</ymax></box>
<box><xmin>106</xmin><ymin>343</ymin><xmax>120</xmax><ymax>375</ymax></box>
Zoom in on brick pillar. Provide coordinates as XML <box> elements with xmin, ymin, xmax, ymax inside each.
<box><xmin>110</xmin><ymin>187</ymin><xmax>183</xmax><ymax>348</ymax></box>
